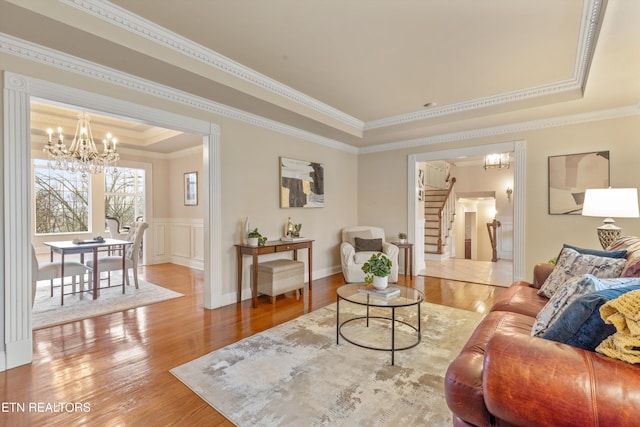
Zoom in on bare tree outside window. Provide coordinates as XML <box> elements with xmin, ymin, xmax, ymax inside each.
<box><xmin>105</xmin><ymin>167</ymin><xmax>145</xmax><ymax>228</ymax></box>
<box><xmin>34</xmin><ymin>159</ymin><xmax>89</xmax><ymax>234</ymax></box>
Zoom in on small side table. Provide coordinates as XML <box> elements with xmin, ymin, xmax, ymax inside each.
<box><xmin>393</xmin><ymin>242</ymin><xmax>413</xmax><ymax>277</ymax></box>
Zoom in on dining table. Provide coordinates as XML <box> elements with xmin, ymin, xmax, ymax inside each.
<box><xmin>43</xmin><ymin>238</ymin><xmax>132</xmax><ymax>304</ymax></box>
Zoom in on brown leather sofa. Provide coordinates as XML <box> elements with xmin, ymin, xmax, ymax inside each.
<box><xmin>444</xmin><ymin>263</ymin><xmax>640</xmax><ymax>427</ymax></box>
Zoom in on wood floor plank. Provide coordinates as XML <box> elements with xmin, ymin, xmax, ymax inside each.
<box><xmin>0</xmin><ymin>263</ymin><xmax>504</xmax><ymax>425</ymax></box>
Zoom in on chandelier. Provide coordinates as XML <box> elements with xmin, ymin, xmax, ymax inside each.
<box><xmin>483</xmin><ymin>153</ymin><xmax>510</xmax><ymax>170</ymax></box>
<box><xmin>43</xmin><ymin>112</ymin><xmax>119</xmax><ymax>176</ymax></box>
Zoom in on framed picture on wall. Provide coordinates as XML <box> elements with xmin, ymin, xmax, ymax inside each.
<box><xmin>184</xmin><ymin>171</ymin><xmax>198</xmax><ymax>206</ymax></box>
<box><xmin>548</xmin><ymin>151</ymin><xmax>610</xmax><ymax>214</ymax></box>
<box><xmin>280</xmin><ymin>157</ymin><xmax>325</xmax><ymax>208</ymax></box>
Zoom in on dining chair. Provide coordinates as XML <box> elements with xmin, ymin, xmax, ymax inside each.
<box><xmin>31</xmin><ymin>244</ymin><xmax>89</xmax><ymax>306</ymax></box>
<box><xmin>86</xmin><ymin>222</ymin><xmax>149</xmax><ymax>289</ymax></box>
<box><xmin>105</xmin><ymin>216</ymin><xmax>126</xmax><ymax>239</ymax></box>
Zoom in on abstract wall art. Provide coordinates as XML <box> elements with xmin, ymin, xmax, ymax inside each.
<box><xmin>280</xmin><ymin>157</ymin><xmax>324</xmax><ymax>208</ymax></box>
<box><xmin>548</xmin><ymin>151</ymin><xmax>609</xmax><ymax>214</ymax></box>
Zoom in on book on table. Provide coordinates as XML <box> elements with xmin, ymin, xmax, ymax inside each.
<box><xmin>357</xmin><ymin>285</ymin><xmax>401</xmax><ymax>299</ymax></box>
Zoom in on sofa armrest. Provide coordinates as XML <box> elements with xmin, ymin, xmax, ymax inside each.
<box><xmin>532</xmin><ymin>263</ymin><xmax>554</xmax><ymax>288</ymax></box>
<box><xmin>340</xmin><ymin>242</ymin><xmax>356</xmax><ymax>265</ymax></box>
<box><xmin>484</xmin><ymin>332</ymin><xmax>640</xmax><ymax>427</ymax></box>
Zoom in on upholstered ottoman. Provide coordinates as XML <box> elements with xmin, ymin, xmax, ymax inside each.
<box><xmin>251</xmin><ymin>259</ymin><xmax>304</xmax><ymax>304</ymax></box>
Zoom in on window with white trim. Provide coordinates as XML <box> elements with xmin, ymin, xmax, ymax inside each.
<box><xmin>104</xmin><ymin>167</ymin><xmax>145</xmax><ymax>227</ymax></box>
<box><xmin>33</xmin><ymin>159</ymin><xmax>90</xmax><ymax>234</ymax></box>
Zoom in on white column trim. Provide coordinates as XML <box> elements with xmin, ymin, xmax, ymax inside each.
<box><xmin>3</xmin><ymin>73</ymin><xmax>33</xmax><ymax>370</ymax></box>
<box><xmin>204</xmin><ymin>124</ymin><xmax>222</xmax><ymax>309</ymax></box>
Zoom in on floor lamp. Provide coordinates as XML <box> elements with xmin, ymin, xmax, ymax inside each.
<box><xmin>581</xmin><ymin>188</ymin><xmax>639</xmax><ymax>249</ymax></box>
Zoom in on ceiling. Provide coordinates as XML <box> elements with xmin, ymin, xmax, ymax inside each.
<box><xmin>2</xmin><ymin>0</ymin><xmax>640</xmax><ymax>154</ymax></box>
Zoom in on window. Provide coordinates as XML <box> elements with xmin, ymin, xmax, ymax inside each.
<box><xmin>33</xmin><ymin>159</ymin><xmax>90</xmax><ymax>234</ymax></box>
<box><xmin>105</xmin><ymin>167</ymin><xmax>145</xmax><ymax>227</ymax></box>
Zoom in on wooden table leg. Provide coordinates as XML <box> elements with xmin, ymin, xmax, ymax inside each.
<box><xmin>308</xmin><ymin>245</ymin><xmax>313</xmax><ymax>290</ymax></box>
<box><xmin>403</xmin><ymin>247</ymin><xmax>408</xmax><ymax>277</ymax></box>
<box><xmin>251</xmin><ymin>253</ymin><xmax>259</xmax><ymax>308</ymax></box>
<box><xmin>236</xmin><ymin>247</ymin><xmax>243</xmax><ymax>303</ymax></box>
<box><xmin>409</xmin><ymin>246</ymin><xmax>413</xmax><ymax>277</ymax></box>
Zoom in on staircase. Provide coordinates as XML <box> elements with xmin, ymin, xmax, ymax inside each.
<box><xmin>424</xmin><ymin>177</ymin><xmax>456</xmax><ymax>255</ymax></box>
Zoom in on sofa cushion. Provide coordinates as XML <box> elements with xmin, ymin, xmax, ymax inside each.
<box><xmin>541</xmin><ymin>285</ymin><xmax>640</xmax><ymax>351</ymax></box>
<box><xmin>532</xmin><ymin>274</ymin><xmax>601</xmax><ymax>336</ymax></box>
<box><xmin>562</xmin><ymin>243</ymin><xmax>627</xmax><ymax>259</ymax></box>
<box><xmin>354</xmin><ymin>251</ymin><xmax>379</xmax><ymax>264</ymax></box>
<box><xmin>538</xmin><ymin>248</ymin><xmax>626</xmax><ymax>298</ymax></box>
<box><xmin>345</xmin><ymin>229</ymin><xmax>373</xmax><ymax>247</ymax></box>
<box><xmin>490</xmin><ymin>283</ymin><xmax>549</xmax><ymax>318</ymax></box>
<box><xmin>606</xmin><ymin>236</ymin><xmax>640</xmax><ymax>277</ymax></box>
<box><xmin>354</xmin><ymin>237</ymin><xmax>383</xmax><ymax>252</ymax></box>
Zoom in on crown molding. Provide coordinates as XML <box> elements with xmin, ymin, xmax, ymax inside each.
<box><xmin>365</xmin><ymin>0</ymin><xmax>604</xmax><ymax>130</ymax></box>
<box><xmin>59</xmin><ymin>0</ymin><xmax>364</xmax><ymax>132</ymax></box>
<box><xmin>59</xmin><ymin>0</ymin><xmax>603</xmax><ymax>132</ymax></box>
<box><xmin>360</xmin><ymin>104</ymin><xmax>640</xmax><ymax>154</ymax></box>
<box><xmin>0</xmin><ymin>33</ymin><xmax>358</xmax><ymax>154</ymax></box>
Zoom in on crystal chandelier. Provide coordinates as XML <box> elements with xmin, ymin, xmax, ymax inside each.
<box><xmin>483</xmin><ymin>153</ymin><xmax>510</xmax><ymax>170</ymax></box>
<box><xmin>43</xmin><ymin>112</ymin><xmax>119</xmax><ymax>176</ymax></box>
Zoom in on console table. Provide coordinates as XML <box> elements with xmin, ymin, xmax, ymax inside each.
<box><xmin>235</xmin><ymin>239</ymin><xmax>313</xmax><ymax>308</ymax></box>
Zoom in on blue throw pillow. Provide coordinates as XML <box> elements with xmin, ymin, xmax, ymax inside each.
<box><xmin>541</xmin><ymin>285</ymin><xmax>640</xmax><ymax>351</ymax></box>
<box><xmin>562</xmin><ymin>243</ymin><xmax>627</xmax><ymax>259</ymax></box>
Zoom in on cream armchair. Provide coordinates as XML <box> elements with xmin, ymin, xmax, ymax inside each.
<box><xmin>340</xmin><ymin>226</ymin><xmax>399</xmax><ymax>283</ymax></box>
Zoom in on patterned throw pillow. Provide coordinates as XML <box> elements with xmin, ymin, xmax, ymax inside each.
<box><xmin>532</xmin><ymin>274</ymin><xmax>600</xmax><ymax>337</ymax></box>
<box><xmin>538</xmin><ymin>248</ymin><xmax>626</xmax><ymax>298</ymax></box>
<box><xmin>606</xmin><ymin>236</ymin><xmax>640</xmax><ymax>277</ymax></box>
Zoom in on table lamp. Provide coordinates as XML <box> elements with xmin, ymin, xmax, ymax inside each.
<box><xmin>581</xmin><ymin>188</ymin><xmax>639</xmax><ymax>249</ymax></box>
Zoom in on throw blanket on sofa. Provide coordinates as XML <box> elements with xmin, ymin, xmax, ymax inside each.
<box><xmin>597</xmin><ymin>289</ymin><xmax>640</xmax><ymax>363</ymax></box>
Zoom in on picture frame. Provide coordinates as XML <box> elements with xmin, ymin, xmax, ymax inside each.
<box><xmin>548</xmin><ymin>151</ymin><xmax>609</xmax><ymax>215</ymax></box>
<box><xmin>280</xmin><ymin>157</ymin><xmax>325</xmax><ymax>208</ymax></box>
<box><xmin>184</xmin><ymin>171</ymin><xmax>198</xmax><ymax>206</ymax></box>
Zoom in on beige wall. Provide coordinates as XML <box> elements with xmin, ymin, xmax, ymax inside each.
<box><xmin>3</xmin><ymin>55</ymin><xmax>358</xmax><ymax>303</ymax></box>
<box><xmin>357</xmin><ymin>115</ymin><xmax>640</xmax><ymax>281</ymax></box>
<box><xmin>220</xmin><ymin>119</ymin><xmax>358</xmax><ymax>294</ymax></box>
<box><xmin>6</xmin><ymin>52</ymin><xmax>640</xmax><ymax>295</ymax></box>
<box><xmin>168</xmin><ymin>149</ymin><xmax>204</xmax><ymax>219</ymax></box>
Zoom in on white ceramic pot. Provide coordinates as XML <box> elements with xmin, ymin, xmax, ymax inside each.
<box><xmin>247</xmin><ymin>237</ymin><xmax>259</xmax><ymax>246</ymax></box>
<box><xmin>373</xmin><ymin>275</ymin><xmax>389</xmax><ymax>290</ymax></box>
<box><xmin>399</xmin><ymin>238</ymin><xmax>407</xmax><ymax>244</ymax></box>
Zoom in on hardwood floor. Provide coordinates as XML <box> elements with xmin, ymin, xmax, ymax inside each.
<box><xmin>0</xmin><ymin>264</ymin><xmax>504</xmax><ymax>426</ymax></box>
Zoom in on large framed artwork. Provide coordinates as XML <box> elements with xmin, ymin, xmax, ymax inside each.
<box><xmin>184</xmin><ymin>171</ymin><xmax>198</xmax><ymax>206</ymax></box>
<box><xmin>280</xmin><ymin>157</ymin><xmax>325</xmax><ymax>208</ymax></box>
<box><xmin>548</xmin><ymin>151</ymin><xmax>609</xmax><ymax>214</ymax></box>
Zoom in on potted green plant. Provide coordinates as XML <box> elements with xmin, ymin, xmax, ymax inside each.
<box><xmin>398</xmin><ymin>232</ymin><xmax>407</xmax><ymax>244</ymax></box>
<box><xmin>247</xmin><ymin>228</ymin><xmax>267</xmax><ymax>246</ymax></box>
<box><xmin>362</xmin><ymin>252</ymin><xmax>393</xmax><ymax>290</ymax></box>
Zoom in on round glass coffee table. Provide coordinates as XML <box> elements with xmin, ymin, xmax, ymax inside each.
<box><xmin>336</xmin><ymin>283</ymin><xmax>424</xmax><ymax>365</ymax></box>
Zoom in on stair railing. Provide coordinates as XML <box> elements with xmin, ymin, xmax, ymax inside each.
<box><xmin>436</xmin><ymin>178</ymin><xmax>456</xmax><ymax>253</ymax></box>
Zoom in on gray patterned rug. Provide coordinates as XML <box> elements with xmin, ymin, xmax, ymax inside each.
<box><xmin>32</xmin><ymin>276</ymin><xmax>183</xmax><ymax>330</ymax></box>
<box><xmin>171</xmin><ymin>302</ymin><xmax>484</xmax><ymax>426</ymax></box>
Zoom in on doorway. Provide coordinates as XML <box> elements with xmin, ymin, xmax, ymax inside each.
<box><xmin>3</xmin><ymin>71</ymin><xmax>221</xmax><ymax>369</ymax></box>
<box><xmin>408</xmin><ymin>141</ymin><xmax>525</xmax><ymax>285</ymax></box>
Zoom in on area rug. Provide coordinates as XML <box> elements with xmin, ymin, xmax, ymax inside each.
<box><xmin>32</xmin><ymin>276</ymin><xmax>183</xmax><ymax>330</ymax></box>
<box><xmin>171</xmin><ymin>302</ymin><xmax>483</xmax><ymax>426</ymax></box>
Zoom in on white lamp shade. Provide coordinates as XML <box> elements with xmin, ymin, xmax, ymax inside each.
<box><xmin>582</xmin><ymin>188</ymin><xmax>640</xmax><ymax>218</ymax></box>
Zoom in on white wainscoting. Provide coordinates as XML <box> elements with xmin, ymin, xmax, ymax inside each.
<box><xmin>152</xmin><ymin>218</ymin><xmax>204</xmax><ymax>270</ymax></box>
